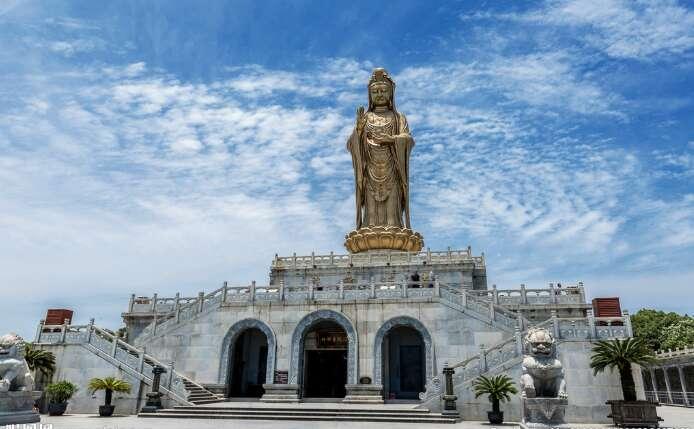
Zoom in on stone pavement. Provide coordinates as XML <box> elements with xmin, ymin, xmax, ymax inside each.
<box><xmin>20</xmin><ymin>405</ymin><xmax>694</xmax><ymax>429</ymax></box>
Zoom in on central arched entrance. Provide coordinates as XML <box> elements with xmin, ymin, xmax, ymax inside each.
<box><xmin>290</xmin><ymin>309</ymin><xmax>358</xmax><ymax>400</ymax></box>
<box><xmin>302</xmin><ymin>320</ymin><xmax>348</xmax><ymax>398</ymax></box>
<box><xmin>228</xmin><ymin>327</ymin><xmax>268</xmax><ymax>398</ymax></box>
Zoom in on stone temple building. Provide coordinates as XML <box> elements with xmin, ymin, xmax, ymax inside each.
<box><xmin>33</xmin><ymin>68</ymin><xmax>644</xmax><ymax>424</ymax></box>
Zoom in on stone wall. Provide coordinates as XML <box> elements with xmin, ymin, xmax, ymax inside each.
<box><xmin>139</xmin><ymin>299</ymin><xmax>508</xmax><ymax>390</ymax></box>
<box><xmin>36</xmin><ymin>343</ymin><xmax>174</xmax><ymax>415</ymax></box>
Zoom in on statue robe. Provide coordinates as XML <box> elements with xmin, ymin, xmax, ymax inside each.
<box><xmin>346</xmin><ymin>110</ymin><xmax>414</xmax><ymax>230</ymax></box>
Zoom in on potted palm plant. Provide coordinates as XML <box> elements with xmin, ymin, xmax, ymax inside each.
<box><xmin>44</xmin><ymin>381</ymin><xmax>78</xmax><ymax>416</ymax></box>
<box><xmin>23</xmin><ymin>343</ymin><xmax>56</xmax><ymax>378</ymax></box>
<box><xmin>472</xmin><ymin>374</ymin><xmax>518</xmax><ymax>424</ymax></box>
<box><xmin>88</xmin><ymin>377</ymin><xmax>132</xmax><ymax>417</ymax></box>
<box><xmin>590</xmin><ymin>338</ymin><xmax>662</xmax><ymax>428</ymax></box>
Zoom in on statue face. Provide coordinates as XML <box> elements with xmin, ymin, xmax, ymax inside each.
<box><xmin>369</xmin><ymin>83</ymin><xmax>392</xmax><ymax>107</ymax></box>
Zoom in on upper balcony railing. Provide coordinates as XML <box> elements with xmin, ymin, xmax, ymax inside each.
<box><xmin>468</xmin><ymin>283</ymin><xmax>586</xmax><ymax>306</ymax></box>
<box><xmin>271</xmin><ymin>247</ymin><xmax>485</xmax><ymax>270</ymax></box>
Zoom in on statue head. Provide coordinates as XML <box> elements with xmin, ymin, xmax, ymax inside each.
<box><xmin>524</xmin><ymin>327</ymin><xmax>556</xmax><ymax>357</ymax></box>
<box><xmin>0</xmin><ymin>333</ymin><xmax>25</xmax><ymax>359</ymax></box>
<box><xmin>368</xmin><ymin>68</ymin><xmax>395</xmax><ymax>111</ymax></box>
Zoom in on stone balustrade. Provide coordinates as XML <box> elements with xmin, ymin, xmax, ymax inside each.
<box><xmin>271</xmin><ymin>247</ymin><xmax>485</xmax><ymax>270</ymax></box>
<box><xmin>33</xmin><ymin>319</ymin><xmax>213</xmax><ymax>406</ymax></box>
<box><xmin>642</xmin><ymin>343</ymin><xmax>694</xmax><ymax>408</ymax></box>
<box><xmin>468</xmin><ymin>283</ymin><xmax>586</xmax><ymax>306</ymax></box>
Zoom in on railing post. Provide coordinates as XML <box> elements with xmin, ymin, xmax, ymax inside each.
<box><xmin>175</xmin><ymin>304</ymin><xmax>181</xmax><ymax>323</ymax></box>
<box><xmin>520</xmin><ymin>283</ymin><xmax>527</xmax><ymax>304</ymax></box>
<box><xmin>623</xmin><ymin>310</ymin><xmax>633</xmax><ymax>337</ymax></box>
<box><xmin>551</xmin><ymin>310</ymin><xmax>560</xmax><ymax>339</ymax></box>
<box><xmin>549</xmin><ymin>283</ymin><xmax>557</xmax><ymax>304</ymax></box>
<box><xmin>587</xmin><ymin>308</ymin><xmax>597</xmax><ymax>339</ymax></box>
<box><xmin>220</xmin><ymin>282</ymin><xmax>228</xmax><ymax>307</ymax></box>
<box><xmin>492</xmin><ymin>284</ymin><xmax>499</xmax><ymax>305</ymax></box>
<box><xmin>139</xmin><ymin>346</ymin><xmax>147</xmax><ymax>373</ymax></box>
<box><xmin>330</xmin><ymin>251</ymin><xmax>334</xmax><ymax>265</ymax></box>
<box><xmin>292</xmin><ymin>252</ymin><xmax>297</xmax><ymax>268</ymax></box>
<box><xmin>111</xmin><ymin>335</ymin><xmax>119</xmax><ymax>358</ymax></box>
<box><xmin>402</xmin><ymin>280</ymin><xmax>408</xmax><ymax>298</ymax></box>
<box><xmin>60</xmin><ymin>318</ymin><xmax>69</xmax><ymax>343</ymax></box>
<box><xmin>129</xmin><ymin>294</ymin><xmax>136</xmax><ymax>312</ymax></box>
<box><xmin>515</xmin><ymin>325</ymin><xmax>524</xmax><ymax>356</ymax></box>
<box><xmin>309</xmin><ymin>282</ymin><xmax>314</xmax><ymax>300</ymax></box>
<box><xmin>442</xmin><ymin>366</ymin><xmax>458</xmax><ymax>417</ymax></box>
<box><xmin>434</xmin><ymin>279</ymin><xmax>440</xmax><ymax>297</ymax></box>
<box><xmin>250</xmin><ymin>281</ymin><xmax>256</xmax><ymax>303</ymax></box>
<box><xmin>152</xmin><ymin>312</ymin><xmax>158</xmax><ymax>335</ymax></box>
<box><xmin>151</xmin><ymin>293</ymin><xmax>158</xmax><ymax>312</ymax></box>
<box><xmin>479</xmin><ymin>345</ymin><xmax>487</xmax><ymax>373</ymax></box>
<box><xmin>279</xmin><ymin>280</ymin><xmax>285</xmax><ymax>301</ymax></box>
<box><xmin>370</xmin><ymin>279</ymin><xmax>376</xmax><ymax>299</ymax></box>
<box><xmin>461</xmin><ymin>290</ymin><xmax>467</xmax><ymax>308</ymax></box>
<box><xmin>87</xmin><ymin>318</ymin><xmax>95</xmax><ymax>342</ymax></box>
<box><xmin>339</xmin><ymin>280</ymin><xmax>344</xmax><ymax>299</ymax></box>
<box><xmin>168</xmin><ymin>361</ymin><xmax>175</xmax><ymax>390</ymax></box>
<box><xmin>311</xmin><ymin>251</ymin><xmax>315</xmax><ymax>267</ymax></box>
<box><xmin>197</xmin><ymin>291</ymin><xmax>204</xmax><ymax>313</ymax></box>
<box><xmin>426</xmin><ymin>247</ymin><xmax>432</xmax><ymax>264</ymax></box>
<box><xmin>35</xmin><ymin>319</ymin><xmax>45</xmax><ymax>343</ymax></box>
<box><xmin>578</xmin><ymin>281</ymin><xmax>586</xmax><ymax>303</ymax></box>
<box><xmin>174</xmin><ymin>292</ymin><xmax>180</xmax><ymax>311</ymax></box>
<box><xmin>677</xmin><ymin>365</ymin><xmax>690</xmax><ymax>406</ymax></box>
<box><xmin>489</xmin><ymin>301</ymin><xmax>496</xmax><ymax>321</ymax></box>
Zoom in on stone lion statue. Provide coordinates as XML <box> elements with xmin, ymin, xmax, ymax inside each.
<box><xmin>0</xmin><ymin>333</ymin><xmax>34</xmax><ymax>393</ymax></box>
<box><xmin>520</xmin><ymin>327</ymin><xmax>567</xmax><ymax>399</ymax></box>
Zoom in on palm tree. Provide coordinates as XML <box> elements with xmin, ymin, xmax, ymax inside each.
<box><xmin>23</xmin><ymin>343</ymin><xmax>56</xmax><ymax>378</ymax></box>
<box><xmin>590</xmin><ymin>338</ymin><xmax>655</xmax><ymax>401</ymax></box>
<box><xmin>88</xmin><ymin>377</ymin><xmax>132</xmax><ymax>416</ymax></box>
<box><xmin>473</xmin><ymin>374</ymin><xmax>518</xmax><ymax>423</ymax></box>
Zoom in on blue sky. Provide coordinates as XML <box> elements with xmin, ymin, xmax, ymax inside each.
<box><xmin>1</xmin><ymin>0</ymin><xmax>693</xmax><ymax>339</ymax></box>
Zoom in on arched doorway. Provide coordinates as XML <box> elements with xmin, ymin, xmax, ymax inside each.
<box><xmin>289</xmin><ymin>310</ymin><xmax>358</xmax><ymax>400</ymax></box>
<box><xmin>374</xmin><ymin>316</ymin><xmax>434</xmax><ymax>401</ymax></box>
<box><xmin>302</xmin><ymin>320</ymin><xmax>348</xmax><ymax>398</ymax></box>
<box><xmin>228</xmin><ymin>328</ymin><xmax>268</xmax><ymax>398</ymax></box>
<box><xmin>219</xmin><ymin>319</ymin><xmax>276</xmax><ymax>399</ymax></box>
<box><xmin>382</xmin><ymin>326</ymin><xmax>425</xmax><ymax>400</ymax></box>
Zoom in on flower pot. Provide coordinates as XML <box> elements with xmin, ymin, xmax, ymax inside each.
<box><xmin>488</xmin><ymin>410</ymin><xmax>504</xmax><ymax>424</ymax></box>
<box><xmin>48</xmin><ymin>402</ymin><xmax>68</xmax><ymax>416</ymax></box>
<box><xmin>99</xmin><ymin>405</ymin><xmax>115</xmax><ymax>417</ymax></box>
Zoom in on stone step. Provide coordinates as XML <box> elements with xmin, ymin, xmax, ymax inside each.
<box><xmin>140</xmin><ymin>409</ymin><xmax>457</xmax><ymax>423</ymax></box>
<box><xmin>173</xmin><ymin>405</ymin><xmax>431</xmax><ymax>414</ymax></box>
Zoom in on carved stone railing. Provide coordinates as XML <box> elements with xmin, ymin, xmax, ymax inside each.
<box><xmin>424</xmin><ymin>311</ymin><xmax>633</xmax><ymax>414</ymax></box>
<box><xmin>272</xmin><ymin>247</ymin><xmax>485</xmax><ymax>270</ymax></box>
<box><xmin>468</xmin><ymin>283</ymin><xmax>586</xmax><ymax>306</ymax></box>
<box><xmin>653</xmin><ymin>345</ymin><xmax>694</xmax><ymax>360</ymax></box>
<box><xmin>34</xmin><ymin>320</ymin><xmax>219</xmax><ymax>405</ymax></box>
<box><xmin>132</xmin><ymin>280</ymin><xmax>525</xmax><ymax>345</ymax></box>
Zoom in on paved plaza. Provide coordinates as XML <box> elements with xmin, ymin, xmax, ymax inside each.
<box><xmin>26</xmin><ymin>406</ymin><xmax>694</xmax><ymax>429</ymax></box>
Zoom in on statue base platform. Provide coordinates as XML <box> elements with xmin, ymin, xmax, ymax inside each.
<box><xmin>344</xmin><ymin>226</ymin><xmax>423</xmax><ymax>253</ymax></box>
<box><xmin>0</xmin><ymin>391</ymin><xmax>41</xmax><ymax>425</ymax></box>
<box><xmin>521</xmin><ymin>397</ymin><xmax>568</xmax><ymax>428</ymax></box>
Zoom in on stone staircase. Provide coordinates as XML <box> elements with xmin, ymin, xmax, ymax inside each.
<box><xmin>139</xmin><ymin>404</ymin><xmax>458</xmax><ymax>423</ymax></box>
<box><xmin>36</xmin><ymin>321</ymin><xmax>223</xmax><ymax>406</ymax></box>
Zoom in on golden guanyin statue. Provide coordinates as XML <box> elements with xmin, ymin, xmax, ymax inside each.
<box><xmin>344</xmin><ymin>68</ymin><xmax>423</xmax><ymax>253</ymax></box>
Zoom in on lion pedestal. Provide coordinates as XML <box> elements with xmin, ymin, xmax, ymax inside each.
<box><xmin>519</xmin><ymin>328</ymin><xmax>568</xmax><ymax>429</ymax></box>
<box><xmin>0</xmin><ymin>334</ymin><xmax>41</xmax><ymax>425</ymax></box>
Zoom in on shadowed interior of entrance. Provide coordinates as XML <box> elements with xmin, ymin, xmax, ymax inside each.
<box><xmin>383</xmin><ymin>325</ymin><xmax>425</xmax><ymax>400</ymax></box>
<box><xmin>301</xmin><ymin>320</ymin><xmax>348</xmax><ymax>398</ymax></box>
<box><xmin>228</xmin><ymin>328</ymin><xmax>268</xmax><ymax>398</ymax></box>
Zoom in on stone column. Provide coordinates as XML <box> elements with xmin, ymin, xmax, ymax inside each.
<box><xmin>649</xmin><ymin>368</ymin><xmax>659</xmax><ymax>401</ymax></box>
<box><xmin>662</xmin><ymin>367</ymin><xmax>674</xmax><ymax>404</ymax></box>
<box><xmin>677</xmin><ymin>365</ymin><xmax>690</xmax><ymax>407</ymax></box>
